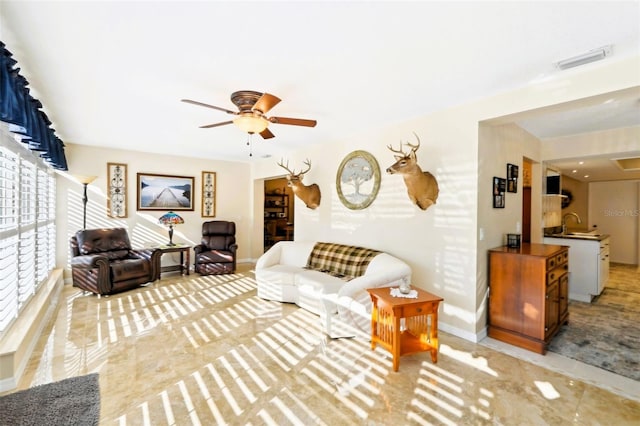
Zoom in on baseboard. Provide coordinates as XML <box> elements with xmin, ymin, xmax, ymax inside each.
<box><xmin>438</xmin><ymin>321</ymin><xmax>488</xmax><ymax>343</ymax></box>
<box><xmin>0</xmin><ymin>269</ymin><xmax>64</xmax><ymax>392</ymax></box>
<box><xmin>569</xmin><ymin>292</ymin><xmax>592</xmax><ymax>303</ymax></box>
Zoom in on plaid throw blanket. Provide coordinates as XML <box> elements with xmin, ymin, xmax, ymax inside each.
<box><xmin>305</xmin><ymin>242</ymin><xmax>381</xmax><ymax>281</ymax></box>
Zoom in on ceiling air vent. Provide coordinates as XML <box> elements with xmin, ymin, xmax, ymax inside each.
<box><xmin>556</xmin><ymin>45</ymin><xmax>612</xmax><ymax>70</ymax></box>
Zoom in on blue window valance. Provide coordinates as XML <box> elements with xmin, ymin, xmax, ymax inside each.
<box><xmin>1</xmin><ymin>41</ymin><xmax>68</xmax><ymax>170</ymax></box>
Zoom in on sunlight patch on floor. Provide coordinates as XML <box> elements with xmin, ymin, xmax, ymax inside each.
<box><xmin>534</xmin><ymin>380</ymin><xmax>560</xmax><ymax>400</ymax></box>
<box><xmin>439</xmin><ymin>343</ymin><xmax>498</xmax><ymax>377</ymax></box>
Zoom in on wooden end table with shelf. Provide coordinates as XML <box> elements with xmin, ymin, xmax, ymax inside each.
<box><xmin>367</xmin><ymin>286</ymin><xmax>444</xmax><ymax>372</ymax></box>
<box><xmin>156</xmin><ymin>244</ymin><xmax>191</xmax><ymax>279</ymax></box>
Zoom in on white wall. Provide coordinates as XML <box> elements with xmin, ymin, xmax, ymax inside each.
<box><xmin>253</xmin><ymin>111</ymin><xmax>484</xmax><ymax>340</ymax></box>
<box><xmin>57</xmin><ymin>143</ymin><xmax>252</xmax><ymax>277</ymax></box>
<box><xmin>252</xmin><ymin>56</ymin><xmax>640</xmax><ymax>341</ymax></box>
<box><xmin>477</xmin><ymin>122</ymin><xmax>544</xmax><ymax>332</ymax></box>
<box><xmin>588</xmin><ymin>180</ymin><xmax>640</xmax><ymax>264</ymax></box>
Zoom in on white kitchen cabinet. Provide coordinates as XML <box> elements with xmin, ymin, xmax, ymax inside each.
<box><xmin>598</xmin><ymin>239</ymin><xmax>610</xmax><ymax>290</ymax></box>
<box><xmin>543</xmin><ymin>236</ymin><xmax>610</xmax><ymax>302</ymax></box>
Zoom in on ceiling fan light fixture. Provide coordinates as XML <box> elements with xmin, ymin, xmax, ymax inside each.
<box><xmin>233</xmin><ymin>115</ymin><xmax>269</xmax><ymax>134</ymax></box>
<box><xmin>556</xmin><ymin>45</ymin><xmax>612</xmax><ymax>70</ymax></box>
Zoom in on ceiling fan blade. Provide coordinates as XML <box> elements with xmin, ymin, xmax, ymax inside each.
<box><xmin>181</xmin><ymin>99</ymin><xmax>237</xmax><ymax>115</ymax></box>
<box><xmin>260</xmin><ymin>127</ymin><xmax>275</xmax><ymax>139</ymax></box>
<box><xmin>269</xmin><ymin>116</ymin><xmax>317</xmax><ymax>127</ymax></box>
<box><xmin>252</xmin><ymin>93</ymin><xmax>281</xmax><ymax>114</ymax></box>
<box><xmin>199</xmin><ymin>120</ymin><xmax>233</xmax><ymax>129</ymax></box>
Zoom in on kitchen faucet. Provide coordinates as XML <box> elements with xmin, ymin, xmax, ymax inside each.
<box><xmin>562</xmin><ymin>212</ymin><xmax>582</xmax><ymax>234</ymax></box>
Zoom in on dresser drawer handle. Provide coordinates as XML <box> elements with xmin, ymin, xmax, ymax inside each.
<box><xmin>416</xmin><ymin>308</ymin><xmax>422</xmax><ymax>313</ymax></box>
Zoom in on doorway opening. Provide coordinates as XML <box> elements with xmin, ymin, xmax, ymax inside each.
<box><xmin>522</xmin><ymin>158</ymin><xmax>532</xmax><ymax>243</ymax></box>
<box><xmin>264</xmin><ymin>177</ymin><xmax>294</xmax><ymax>252</ymax></box>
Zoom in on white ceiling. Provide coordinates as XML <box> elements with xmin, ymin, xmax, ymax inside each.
<box><xmin>1</xmin><ymin>1</ymin><xmax>639</xmax><ymax>170</ymax></box>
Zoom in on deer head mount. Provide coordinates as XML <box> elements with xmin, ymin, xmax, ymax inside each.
<box><xmin>386</xmin><ymin>132</ymin><xmax>439</xmax><ymax>211</ymax></box>
<box><xmin>277</xmin><ymin>158</ymin><xmax>321</xmax><ymax>209</ymax></box>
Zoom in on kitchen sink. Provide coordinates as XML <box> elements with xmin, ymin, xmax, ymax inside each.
<box><xmin>568</xmin><ymin>231</ymin><xmax>601</xmax><ymax>236</ymax></box>
<box><xmin>546</xmin><ymin>232</ymin><xmax>602</xmax><ymax>240</ymax></box>
<box><xmin>568</xmin><ymin>234</ymin><xmax>601</xmax><ymax>240</ymax></box>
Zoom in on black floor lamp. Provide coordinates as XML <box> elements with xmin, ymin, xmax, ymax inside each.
<box><xmin>75</xmin><ymin>175</ymin><xmax>97</xmax><ymax>229</ymax></box>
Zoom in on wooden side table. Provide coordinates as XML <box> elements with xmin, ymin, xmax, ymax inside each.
<box><xmin>367</xmin><ymin>286</ymin><xmax>444</xmax><ymax>372</ymax></box>
<box><xmin>156</xmin><ymin>244</ymin><xmax>191</xmax><ymax>279</ymax></box>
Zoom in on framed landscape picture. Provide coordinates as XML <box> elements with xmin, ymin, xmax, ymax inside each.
<box><xmin>137</xmin><ymin>173</ymin><xmax>194</xmax><ymax>211</ymax></box>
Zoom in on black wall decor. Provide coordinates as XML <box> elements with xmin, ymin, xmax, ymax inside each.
<box><xmin>507</xmin><ymin>163</ymin><xmax>518</xmax><ymax>193</ymax></box>
<box><xmin>561</xmin><ymin>189</ymin><xmax>573</xmax><ymax>209</ymax></box>
<box><xmin>493</xmin><ymin>177</ymin><xmax>506</xmax><ymax>208</ymax></box>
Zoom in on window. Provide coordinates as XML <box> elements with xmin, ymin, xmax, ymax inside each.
<box><xmin>0</xmin><ymin>128</ymin><xmax>56</xmax><ymax>333</ymax></box>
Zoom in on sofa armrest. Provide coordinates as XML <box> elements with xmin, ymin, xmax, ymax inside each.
<box><xmin>256</xmin><ymin>242</ymin><xmax>282</xmax><ymax>269</ymax></box>
<box><xmin>70</xmin><ymin>253</ymin><xmax>110</xmax><ymax>270</ymax></box>
<box><xmin>130</xmin><ymin>247</ymin><xmax>159</xmax><ymax>261</ymax></box>
<box><xmin>339</xmin><ymin>275</ymin><xmax>396</xmax><ymax>301</ymax></box>
<box><xmin>342</xmin><ymin>254</ymin><xmax>410</xmax><ymax>290</ymax></box>
<box><xmin>229</xmin><ymin>243</ymin><xmax>238</xmax><ymax>253</ymax></box>
<box><xmin>129</xmin><ymin>248</ymin><xmax>161</xmax><ymax>280</ymax></box>
<box><xmin>337</xmin><ymin>254</ymin><xmax>411</xmax><ymax>303</ymax></box>
<box><xmin>335</xmin><ymin>255</ymin><xmax>411</xmax><ymax>335</ymax></box>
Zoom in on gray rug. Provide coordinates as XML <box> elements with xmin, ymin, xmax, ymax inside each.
<box><xmin>0</xmin><ymin>373</ymin><xmax>100</xmax><ymax>426</ymax></box>
<box><xmin>548</xmin><ymin>285</ymin><xmax>640</xmax><ymax>381</ymax></box>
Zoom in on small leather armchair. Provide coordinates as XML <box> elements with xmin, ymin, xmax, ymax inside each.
<box><xmin>194</xmin><ymin>221</ymin><xmax>238</xmax><ymax>275</ymax></box>
<box><xmin>70</xmin><ymin>228</ymin><xmax>160</xmax><ymax>295</ymax></box>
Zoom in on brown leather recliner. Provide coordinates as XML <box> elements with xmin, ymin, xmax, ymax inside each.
<box><xmin>70</xmin><ymin>228</ymin><xmax>160</xmax><ymax>295</ymax></box>
<box><xmin>193</xmin><ymin>221</ymin><xmax>237</xmax><ymax>275</ymax></box>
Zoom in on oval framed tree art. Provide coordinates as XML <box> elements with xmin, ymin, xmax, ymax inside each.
<box><xmin>336</xmin><ymin>150</ymin><xmax>381</xmax><ymax>210</ymax></box>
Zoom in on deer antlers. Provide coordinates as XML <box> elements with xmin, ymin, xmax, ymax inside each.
<box><xmin>277</xmin><ymin>158</ymin><xmax>312</xmax><ymax>176</ymax></box>
<box><xmin>387</xmin><ymin>132</ymin><xmax>421</xmax><ymax>157</ymax></box>
<box><xmin>387</xmin><ymin>132</ymin><xmax>420</xmax><ymax>157</ymax></box>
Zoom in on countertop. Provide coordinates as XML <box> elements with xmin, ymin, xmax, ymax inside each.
<box><xmin>543</xmin><ymin>232</ymin><xmax>610</xmax><ymax>242</ymax></box>
<box><xmin>489</xmin><ymin>243</ymin><xmax>567</xmax><ymax>257</ymax></box>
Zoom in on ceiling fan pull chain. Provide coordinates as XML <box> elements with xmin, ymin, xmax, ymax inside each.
<box><xmin>247</xmin><ymin>133</ymin><xmax>253</xmax><ymax>157</ymax></box>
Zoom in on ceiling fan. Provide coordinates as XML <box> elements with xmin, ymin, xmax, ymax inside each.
<box><xmin>181</xmin><ymin>90</ymin><xmax>317</xmax><ymax>139</ymax></box>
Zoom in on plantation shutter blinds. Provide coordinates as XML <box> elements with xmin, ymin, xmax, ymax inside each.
<box><xmin>0</xmin><ymin>146</ymin><xmax>17</xmax><ymax>230</ymax></box>
<box><xmin>47</xmin><ymin>173</ymin><xmax>56</xmax><ymax>271</ymax></box>
<box><xmin>36</xmin><ymin>169</ymin><xmax>53</xmax><ymax>282</ymax></box>
<box><xmin>0</xmin><ymin>146</ymin><xmax>19</xmax><ymax>331</ymax></box>
<box><xmin>18</xmin><ymin>160</ymin><xmax>36</xmax><ymax>304</ymax></box>
<box><xmin>0</xmin><ymin>136</ymin><xmax>56</xmax><ymax>333</ymax></box>
<box><xmin>0</xmin><ymin>235</ymin><xmax>19</xmax><ymax>332</ymax></box>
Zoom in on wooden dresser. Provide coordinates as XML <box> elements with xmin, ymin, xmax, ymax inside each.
<box><xmin>488</xmin><ymin>243</ymin><xmax>569</xmax><ymax>354</ymax></box>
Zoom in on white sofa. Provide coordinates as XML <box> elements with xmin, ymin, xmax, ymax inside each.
<box><xmin>256</xmin><ymin>241</ymin><xmax>412</xmax><ymax>336</ymax></box>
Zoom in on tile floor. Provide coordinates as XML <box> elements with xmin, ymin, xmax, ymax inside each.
<box><xmin>14</xmin><ymin>264</ymin><xmax>640</xmax><ymax>425</ymax></box>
